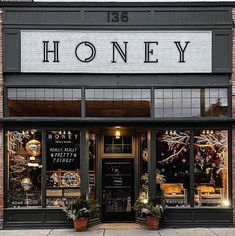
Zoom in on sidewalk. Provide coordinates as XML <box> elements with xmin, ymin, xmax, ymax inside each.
<box><xmin>1</xmin><ymin>224</ymin><xmax>235</xmax><ymax>236</ymax></box>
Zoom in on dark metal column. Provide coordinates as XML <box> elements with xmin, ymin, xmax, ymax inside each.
<box><xmin>80</xmin><ymin>128</ymin><xmax>89</xmax><ymax>198</ymax></box>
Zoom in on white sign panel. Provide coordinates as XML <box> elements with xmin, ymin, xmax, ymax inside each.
<box><xmin>21</xmin><ymin>30</ymin><xmax>212</xmax><ymax>73</ymax></box>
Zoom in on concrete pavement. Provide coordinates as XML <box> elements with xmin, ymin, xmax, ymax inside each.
<box><xmin>1</xmin><ymin>225</ymin><xmax>235</xmax><ymax>236</ymax></box>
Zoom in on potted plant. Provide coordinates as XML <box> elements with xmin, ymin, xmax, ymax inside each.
<box><xmin>134</xmin><ymin>197</ymin><xmax>165</xmax><ymax>230</ymax></box>
<box><xmin>88</xmin><ymin>199</ymin><xmax>100</xmax><ymax>219</ymax></box>
<box><xmin>64</xmin><ymin>197</ymin><xmax>99</xmax><ymax>231</ymax></box>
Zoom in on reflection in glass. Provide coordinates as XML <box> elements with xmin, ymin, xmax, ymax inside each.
<box><xmin>86</xmin><ymin>89</ymin><xmax>151</xmax><ymax>117</ymax></box>
<box><xmin>46</xmin><ymin>130</ymin><xmax>80</xmax><ymax>207</ymax></box>
<box><xmin>7</xmin><ymin>130</ymin><xmax>42</xmax><ymax>207</ymax></box>
<box><xmin>204</xmin><ymin>89</ymin><xmax>228</xmax><ymax>117</ymax></box>
<box><xmin>156</xmin><ymin>130</ymin><xmax>190</xmax><ymax>207</ymax></box>
<box><xmin>8</xmin><ymin>88</ymin><xmax>81</xmax><ymax>117</ymax></box>
<box><xmin>194</xmin><ymin>130</ymin><xmax>228</xmax><ymax>207</ymax></box>
<box><xmin>154</xmin><ymin>88</ymin><xmax>228</xmax><ymax>117</ymax></box>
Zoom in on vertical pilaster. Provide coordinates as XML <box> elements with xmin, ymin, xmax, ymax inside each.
<box><xmin>231</xmin><ymin>8</ymin><xmax>235</xmax><ymax>226</ymax></box>
<box><xmin>80</xmin><ymin>128</ymin><xmax>89</xmax><ymax>199</ymax></box>
<box><xmin>0</xmin><ymin>8</ymin><xmax>4</xmax><ymax>229</ymax></box>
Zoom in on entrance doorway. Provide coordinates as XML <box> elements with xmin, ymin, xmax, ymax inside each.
<box><xmin>102</xmin><ymin>158</ymin><xmax>135</xmax><ymax>222</ymax></box>
<box><xmin>88</xmin><ymin>127</ymin><xmax>149</xmax><ymax>222</ymax></box>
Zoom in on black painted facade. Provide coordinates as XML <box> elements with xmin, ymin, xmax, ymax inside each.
<box><xmin>1</xmin><ymin>2</ymin><xmax>234</xmax><ymax>228</ymax></box>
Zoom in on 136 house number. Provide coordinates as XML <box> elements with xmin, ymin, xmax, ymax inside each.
<box><xmin>107</xmin><ymin>11</ymin><xmax>128</xmax><ymax>23</ymax></box>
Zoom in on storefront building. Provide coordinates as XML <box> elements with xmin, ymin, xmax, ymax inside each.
<box><xmin>0</xmin><ymin>1</ymin><xmax>235</xmax><ymax>228</ymax></box>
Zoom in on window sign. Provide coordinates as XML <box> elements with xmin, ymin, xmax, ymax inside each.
<box><xmin>46</xmin><ymin>131</ymin><xmax>80</xmax><ymax>170</ymax></box>
<box><xmin>46</xmin><ymin>130</ymin><xmax>81</xmax><ymax>207</ymax></box>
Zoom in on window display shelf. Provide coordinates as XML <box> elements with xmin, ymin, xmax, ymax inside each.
<box><xmin>46</xmin><ymin>186</ymin><xmax>80</xmax><ymax>189</ymax></box>
<box><xmin>47</xmin><ymin>188</ymin><xmax>81</xmax><ymax>197</ymax></box>
<box><xmin>46</xmin><ymin>187</ymin><xmax>81</xmax><ymax>207</ymax></box>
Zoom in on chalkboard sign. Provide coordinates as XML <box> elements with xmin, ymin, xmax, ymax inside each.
<box><xmin>46</xmin><ymin>131</ymin><xmax>80</xmax><ymax>170</ymax></box>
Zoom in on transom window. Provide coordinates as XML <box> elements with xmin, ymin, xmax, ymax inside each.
<box><xmin>7</xmin><ymin>88</ymin><xmax>81</xmax><ymax>117</ymax></box>
<box><xmin>85</xmin><ymin>89</ymin><xmax>151</xmax><ymax>117</ymax></box>
<box><xmin>7</xmin><ymin>87</ymin><xmax>228</xmax><ymax>118</ymax></box>
<box><xmin>154</xmin><ymin>88</ymin><xmax>228</xmax><ymax>117</ymax></box>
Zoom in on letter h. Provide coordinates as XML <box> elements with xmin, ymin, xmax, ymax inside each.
<box><xmin>43</xmin><ymin>41</ymin><xmax>60</xmax><ymax>63</ymax></box>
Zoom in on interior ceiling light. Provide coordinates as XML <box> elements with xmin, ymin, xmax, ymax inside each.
<box><xmin>115</xmin><ymin>128</ymin><xmax>121</xmax><ymax>139</ymax></box>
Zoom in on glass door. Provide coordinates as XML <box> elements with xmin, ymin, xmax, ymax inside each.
<box><xmin>102</xmin><ymin>158</ymin><xmax>135</xmax><ymax>221</ymax></box>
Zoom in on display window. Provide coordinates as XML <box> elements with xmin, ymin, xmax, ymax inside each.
<box><xmin>7</xmin><ymin>129</ymin><xmax>81</xmax><ymax>208</ymax></box>
<box><xmin>156</xmin><ymin>129</ymin><xmax>229</xmax><ymax>208</ymax></box>
<box><xmin>7</xmin><ymin>130</ymin><xmax>42</xmax><ymax>207</ymax></box>
<box><xmin>194</xmin><ymin>130</ymin><xmax>228</xmax><ymax>207</ymax></box>
<box><xmin>156</xmin><ymin>130</ymin><xmax>190</xmax><ymax>207</ymax></box>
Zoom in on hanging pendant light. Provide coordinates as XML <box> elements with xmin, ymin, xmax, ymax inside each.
<box><xmin>115</xmin><ymin>128</ymin><xmax>121</xmax><ymax>139</ymax></box>
<box><xmin>26</xmin><ymin>139</ymin><xmax>41</xmax><ymax>157</ymax></box>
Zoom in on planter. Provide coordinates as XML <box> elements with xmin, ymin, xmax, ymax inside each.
<box><xmin>146</xmin><ymin>216</ymin><xmax>160</xmax><ymax>230</ymax></box>
<box><xmin>73</xmin><ymin>217</ymin><xmax>88</xmax><ymax>231</ymax></box>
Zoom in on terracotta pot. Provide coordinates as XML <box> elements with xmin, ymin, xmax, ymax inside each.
<box><xmin>73</xmin><ymin>217</ymin><xmax>88</xmax><ymax>231</ymax></box>
<box><xmin>146</xmin><ymin>216</ymin><xmax>160</xmax><ymax>230</ymax></box>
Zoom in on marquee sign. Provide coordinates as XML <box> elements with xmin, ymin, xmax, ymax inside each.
<box><xmin>21</xmin><ymin>30</ymin><xmax>212</xmax><ymax>73</ymax></box>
